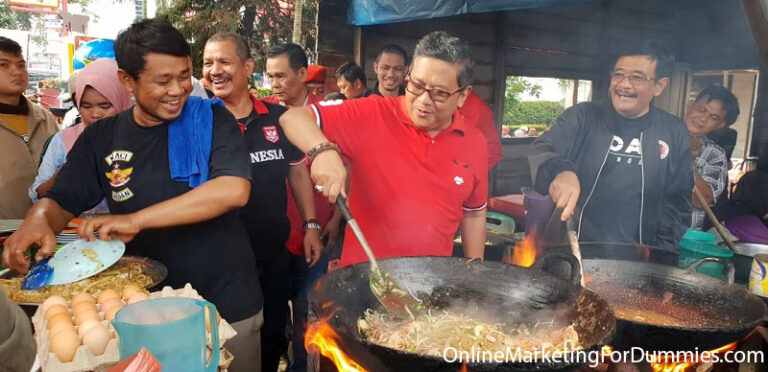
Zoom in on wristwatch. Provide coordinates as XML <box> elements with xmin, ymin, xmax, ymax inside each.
<box><xmin>303</xmin><ymin>219</ymin><xmax>322</xmax><ymax>231</ymax></box>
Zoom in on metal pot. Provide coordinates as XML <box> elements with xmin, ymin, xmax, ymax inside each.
<box><xmin>309</xmin><ymin>254</ymin><xmax>615</xmax><ymax>371</ymax></box>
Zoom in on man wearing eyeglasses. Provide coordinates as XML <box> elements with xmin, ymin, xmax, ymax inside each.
<box><xmin>529</xmin><ymin>42</ymin><xmax>693</xmax><ymax>251</ymax></box>
<box><xmin>278</xmin><ymin>31</ymin><xmax>488</xmax><ymax>267</ymax></box>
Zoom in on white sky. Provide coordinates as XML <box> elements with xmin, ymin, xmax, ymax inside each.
<box><xmin>519</xmin><ymin>77</ymin><xmax>567</xmax><ymax>102</ymax></box>
<box><xmin>69</xmin><ymin>0</ymin><xmax>156</xmax><ymax>39</ymax></box>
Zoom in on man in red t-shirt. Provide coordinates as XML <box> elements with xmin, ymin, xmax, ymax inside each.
<box><xmin>460</xmin><ymin>91</ymin><xmax>503</xmax><ymax>169</ymax></box>
<box><xmin>262</xmin><ymin>44</ymin><xmax>340</xmax><ymax>260</ymax></box>
<box><xmin>262</xmin><ymin>43</ymin><xmax>341</xmax><ymax>372</ymax></box>
<box><xmin>280</xmin><ymin>31</ymin><xmax>488</xmax><ymax>268</ymax></box>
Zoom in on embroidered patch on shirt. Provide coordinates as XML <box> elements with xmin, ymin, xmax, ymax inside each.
<box><xmin>263</xmin><ymin>125</ymin><xmax>279</xmax><ymax>143</ymax></box>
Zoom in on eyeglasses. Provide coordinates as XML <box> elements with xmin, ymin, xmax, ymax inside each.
<box><xmin>611</xmin><ymin>72</ymin><xmax>656</xmax><ymax>85</ymax></box>
<box><xmin>404</xmin><ymin>76</ymin><xmax>466</xmax><ymax>103</ymax></box>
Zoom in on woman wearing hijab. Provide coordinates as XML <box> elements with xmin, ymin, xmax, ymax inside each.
<box><xmin>29</xmin><ymin>59</ymin><xmax>132</xmax><ymax>209</ymax></box>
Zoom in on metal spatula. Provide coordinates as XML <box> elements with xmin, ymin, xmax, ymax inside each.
<box><xmin>335</xmin><ymin>198</ymin><xmax>423</xmax><ymax>319</ymax></box>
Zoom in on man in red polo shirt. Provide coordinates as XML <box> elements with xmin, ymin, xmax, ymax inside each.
<box><xmin>280</xmin><ymin>31</ymin><xmax>487</xmax><ymax>267</ymax></box>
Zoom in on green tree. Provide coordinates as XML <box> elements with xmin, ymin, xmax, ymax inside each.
<box><xmin>507</xmin><ymin>101</ymin><xmax>565</xmax><ymax>125</ymax></box>
<box><xmin>0</xmin><ymin>1</ymin><xmax>33</xmax><ymax>31</ymax></box>
<box><xmin>157</xmin><ymin>0</ymin><xmax>318</xmax><ymax>76</ymax></box>
<box><xmin>503</xmin><ymin>76</ymin><xmax>542</xmax><ymax>125</ymax></box>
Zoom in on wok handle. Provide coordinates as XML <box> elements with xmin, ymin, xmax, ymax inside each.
<box><xmin>532</xmin><ymin>252</ymin><xmax>582</xmax><ymax>285</ymax></box>
<box><xmin>684</xmin><ymin>257</ymin><xmax>735</xmax><ymax>285</ymax></box>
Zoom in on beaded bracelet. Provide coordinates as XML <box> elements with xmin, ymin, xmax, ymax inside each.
<box><xmin>306</xmin><ymin>142</ymin><xmax>340</xmax><ymax>162</ymax></box>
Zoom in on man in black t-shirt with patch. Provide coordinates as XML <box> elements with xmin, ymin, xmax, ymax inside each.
<box><xmin>203</xmin><ymin>32</ymin><xmax>322</xmax><ymax>372</ymax></box>
<box><xmin>3</xmin><ymin>20</ymin><xmax>262</xmax><ymax>372</ymax></box>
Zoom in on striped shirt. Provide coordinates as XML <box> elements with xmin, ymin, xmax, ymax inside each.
<box><xmin>692</xmin><ymin>136</ymin><xmax>727</xmax><ymax>229</ymax></box>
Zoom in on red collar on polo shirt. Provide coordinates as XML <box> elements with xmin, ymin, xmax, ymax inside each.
<box><xmin>220</xmin><ymin>93</ymin><xmax>271</xmax><ymax>134</ymax></box>
<box><xmin>393</xmin><ymin>95</ymin><xmax>467</xmax><ymax>136</ymax></box>
<box><xmin>263</xmin><ymin>92</ymin><xmax>322</xmax><ymax>108</ymax></box>
<box><xmin>210</xmin><ymin>93</ymin><xmax>269</xmax><ymax>115</ymax></box>
<box><xmin>249</xmin><ymin>94</ymin><xmax>269</xmax><ymax>115</ymax></box>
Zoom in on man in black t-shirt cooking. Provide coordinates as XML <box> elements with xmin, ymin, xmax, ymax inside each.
<box><xmin>2</xmin><ymin>20</ymin><xmax>263</xmax><ymax>372</ymax></box>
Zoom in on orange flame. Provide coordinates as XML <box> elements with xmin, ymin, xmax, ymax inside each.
<box><xmin>648</xmin><ymin>341</ymin><xmax>738</xmax><ymax>371</ymax></box>
<box><xmin>583</xmin><ymin>274</ymin><xmax>594</xmax><ymax>284</ymax></box>
<box><xmin>305</xmin><ymin>320</ymin><xmax>368</xmax><ymax>372</ymax></box>
<box><xmin>601</xmin><ymin>345</ymin><xmax>613</xmax><ymax>355</ymax></box>
<box><xmin>457</xmin><ymin>362</ymin><xmax>469</xmax><ymax>372</ymax></box>
<box><xmin>305</xmin><ymin>303</ymin><xmax>367</xmax><ymax>372</ymax></box>
<box><xmin>508</xmin><ymin>229</ymin><xmax>538</xmax><ymax>267</ymax></box>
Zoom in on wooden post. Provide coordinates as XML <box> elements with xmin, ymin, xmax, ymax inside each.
<box><xmin>490</xmin><ymin>11</ymin><xmax>509</xmax><ymax>195</ymax></box>
<box><xmin>353</xmin><ymin>27</ymin><xmax>363</xmax><ymax>66</ymax></box>
<box><xmin>741</xmin><ymin>0</ymin><xmax>768</xmax><ymax>159</ymax></box>
<box><xmin>491</xmin><ymin>11</ymin><xmax>508</xmax><ymax>133</ymax></box>
<box><xmin>741</xmin><ymin>0</ymin><xmax>768</xmax><ymax>69</ymax></box>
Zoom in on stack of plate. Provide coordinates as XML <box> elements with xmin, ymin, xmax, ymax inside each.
<box><xmin>56</xmin><ymin>230</ymin><xmax>100</xmax><ymax>243</ymax></box>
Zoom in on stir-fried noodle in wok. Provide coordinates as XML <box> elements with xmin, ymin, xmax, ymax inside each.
<box><xmin>0</xmin><ymin>261</ymin><xmax>153</xmax><ymax>303</ymax></box>
<box><xmin>358</xmin><ymin>309</ymin><xmax>582</xmax><ymax>357</ymax></box>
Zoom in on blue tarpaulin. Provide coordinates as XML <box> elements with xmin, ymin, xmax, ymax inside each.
<box><xmin>349</xmin><ymin>0</ymin><xmax>589</xmax><ymax>26</ymax></box>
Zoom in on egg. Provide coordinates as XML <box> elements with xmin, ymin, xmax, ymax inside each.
<box><xmin>104</xmin><ymin>305</ymin><xmax>123</xmax><ymax>321</ymax></box>
<box><xmin>121</xmin><ymin>285</ymin><xmax>144</xmax><ymax>300</ymax></box>
<box><xmin>76</xmin><ymin>318</ymin><xmax>102</xmax><ymax>338</ymax></box>
<box><xmin>97</xmin><ymin>289</ymin><xmax>120</xmax><ymax>305</ymax></box>
<box><xmin>47</xmin><ymin>313</ymin><xmax>73</xmax><ymax>329</ymax></box>
<box><xmin>82</xmin><ymin>325</ymin><xmax>110</xmax><ymax>355</ymax></box>
<box><xmin>75</xmin><ymin>309</ymin><xmax>100</xmax><ymax>325</ymax></box>
<box><xmin>100</xmin><ymin>298</ymin><xmax>124</xmax><ymax>314</ymax></box>
<box><xmin>49</xmin><ymin>321</ymin><xmax>76</xmax><ymax>340</ymax></box>
<box><xmin>49</xmin><ymin>330</ymin><xmax>80</xmax><ymax>362</ymax></box>
<box><xmin>72</xmin><ymin>301</ymin><xmax>97</xmax><ymax>317</ymax></box>
<box><xmin>41</xmin><ymin>295</ymin><xmax>67</xmax><ymax>314</ymax></box>
<box><xmin>127</xmin><ymin>292</ymin><xmax>149</xmax><ymax>304</ymax></box>
<box><xmin>72</xmin><ymin>292</ymin><xmax>96</xmax><ymax>307</ymax></box>
<box><xmin>44</xmin><ymin>304</ymin><xmax>70</xmax><ymax>321</ymax></box>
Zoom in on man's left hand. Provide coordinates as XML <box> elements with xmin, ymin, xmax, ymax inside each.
<box><xmin>322</xmin><ymin>212</ymin><xmax>342</xmax><ymax>250</ymax></box>
<box><xmin>303</xmin><ymin>229</ymin><xmax>324</xmax><ymax>267</ymax></box>
<box><xmin>77</xmin><ymin>214</ymin><xmax>143</xmax><ymax>243</ymax></box>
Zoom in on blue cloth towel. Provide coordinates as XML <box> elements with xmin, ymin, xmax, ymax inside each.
<box><xmin>168</xmin><ymin>96</ymin><xmax>223</xmax><ymax>188</ymax></box>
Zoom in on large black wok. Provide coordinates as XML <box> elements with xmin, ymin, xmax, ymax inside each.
<box><xmin>309</xmin><ymin>254</ymin><xmax>615</xmax><ymax>372</ymax></box>
<box><xmin>547</xmin><ymin>243</ymin><xmax>766</xmax><ymax>352</ymax></box>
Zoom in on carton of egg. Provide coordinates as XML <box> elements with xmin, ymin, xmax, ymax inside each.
<box><xmin>34</xmin><ymin>284</ymin><xmax>236</xmax><ymax>371</ymax></box>
<box><xmin>33</xmin><ymin>286</ymin><xmax>149</xmax><ymax>371</ymax></box>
